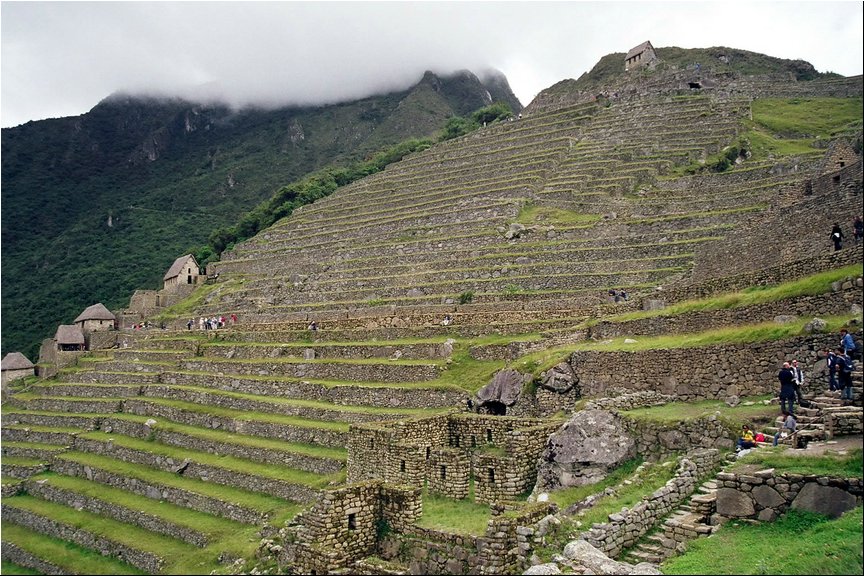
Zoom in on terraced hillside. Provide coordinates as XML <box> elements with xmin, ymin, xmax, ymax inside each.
<box><xmin>2</xmin><ymin>69</ymin><xmax>863</xmax><ymax>575</ymax></box>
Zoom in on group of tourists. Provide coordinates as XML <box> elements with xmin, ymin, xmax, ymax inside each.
<box><xmin>188</xmin><ymin>314</ymin><xmax>237</xmax><ymax>330</ymax></box>
<box><xmin>607</xmin><ymin>288</ymin><xmax>628</xmax><ymax>303</ymax></box>
<box><xmin>830</xmin><ymin>216</ymin><xmax>863</xmax><ymax>251</ymax></box>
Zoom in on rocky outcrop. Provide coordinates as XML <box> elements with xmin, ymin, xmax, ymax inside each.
<box><xmin>535</xmin><ymin>410</ymin><xmax>637</xmax><ymax>491</ymax></box>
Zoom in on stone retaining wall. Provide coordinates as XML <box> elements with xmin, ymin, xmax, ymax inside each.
<box><xmin>24</xmin><ymin>479</ymin><xmax>210</xmax><ymax>547</ymax></box>
<box><xmin>1</xmin><ymin>504</ymin><xmax>163</xmax><ymax>573</ymax></box>
<box><xmin>72</xmin><ymin>437</ymin><xmax>319</xmax><ymax>503</ymax></box>
<box><xmin>162</xmin><ymin>371</ymin><xmax>467</xmax><ymax>409</ymax></box>
<box><xmin>715</xmin><ymin>469</ymin><xmax>863</xmax><ymax>521</ymax></box>
<box><xmin>593</xmin><ymin>286</ymin><xmax>862</xmax><ymax>340</ymax></box>
<box><xmin>564</xmin><ymin>332</ymin><xmax>852</xmax><ymax>402</ymax></box>
<box><xmin>580</xmin><ymin>449</ymin><xmax>721</xmax><ymax>558</ymax></box>
<box><xmin>0</xmin><ymin>542</ymin><xmax>67</xmax><ymax>575</ymax></box>
<box><xmin>50</xmin><ymin>458</ymin><xmax>265</xmax><ymax>525</ymax></box>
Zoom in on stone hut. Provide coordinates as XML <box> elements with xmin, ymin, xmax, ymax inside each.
<box><xmin>2</xmin><ymin>352</ymin><xmax>35</xmax><ymax>392</ymax></box>
<box><xmin>625</xmin><ymin>40</ymin><xmax>658</xmax><ymax>71</ymax></box>
<box><xmin>55</xmin><ymin>325</ymin><xmax>85</xmax><ymax>351</ymax></box>
<box><xmin>163</xmin><ymin>254</ymin><xmax>201</xmax><ymax>290</ymax></box>
<box><xmin>74</xmin><ymin>302</ymin><xmax>116</xmax><ymax>332</ymax></box>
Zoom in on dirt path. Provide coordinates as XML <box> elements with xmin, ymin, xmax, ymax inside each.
<box><xmin>795</xmin><ymin>434</ymin><xmax>863</xmax><ymax>456</ymax></box>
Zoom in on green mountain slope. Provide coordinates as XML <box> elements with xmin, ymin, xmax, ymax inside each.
<box><xmin>1</xmin><ymin>70</ymin><xmax>521</xmax><ymax>359</ymax></box>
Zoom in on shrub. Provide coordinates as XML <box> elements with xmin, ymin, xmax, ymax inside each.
<box><xmin>458</xmin><ymin>291</ymin><xmax>475</xmax><ymax>305</ymax></box>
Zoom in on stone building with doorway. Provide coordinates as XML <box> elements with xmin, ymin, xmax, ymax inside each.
<box><xmin>2</xmin><ymin>352</ymin><xmax>35</xmax><ymax>396</ymax></box>
<box><xmin>163</xmin><ymin>254</ymin><xmax>201</xmax><ymax>290</ymax></box>
<box><xmin>54</xmin><ymin>325</ymin><xmax>85</xmax><ymax>352</ymax></box>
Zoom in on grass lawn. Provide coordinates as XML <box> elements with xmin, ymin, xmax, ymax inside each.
<box><xmin>662</xmin><ymin>507</ymin><xmax>863</xmax><ymax>575</ymax></box>
<box><xmin>733</xmin><ymin>448</ymin><xmax>863</xmax><ymax>478</ymax></box>
<box><xmin>416</xmin><ymin>489</ymin><xmax>492</xmax><ymax>535</ymax></box>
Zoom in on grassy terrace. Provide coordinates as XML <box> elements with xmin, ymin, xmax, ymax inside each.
<box><xmin>2</xmin><ymin>523</ymin><xmax>146</xmax><ymax>575</ymax></box>
<box><xmin>3</xmin><ymin>494</ymin><xmax>269</xmax><ymax>574</ymax></box>
<box><xmin>54</xmin><ymin>450</ymin><xmax>301</xmax><ymax>519</ymax></box>
<box><xmin>74</xmin><ymin>430</ymin><xmax>344</xmax><ymax>488</ymax></box>
<box><xmin>662</xmin><ymin>507</ymin><xmax>863</xmax><ymax>575</ymax></box>
<box><xmin>583</xmin><ymin>264</ymin><xmax>864</xmax><ymax>326</ymax></box>
<box><xmin>733</xmin><ymin>448</ymin><xmax>863</xmax><ymax>478</ymax></box>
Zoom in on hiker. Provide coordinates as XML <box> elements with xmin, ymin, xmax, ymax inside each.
<box><xmin>186</xmin><ymin>318</ymin><xmax>193</xmax><ymax>330</ymax></box>
<box><xmin>836</xmin><ymin>347</ymin><xmax>855</xmax><ymax>402</ymax></box>
<box><xmin>736</xmin><ymin>424</ymin><xmax>756</xmax><ymax>450</ymax></box>
<box><xmin>619</xmin><ymin>289</ymin><xmax>628</xmax><ymax>301</ymax></box>
<box><xmin>199</xmin><ymin>317</ymin><xmax>205</xmax><ymax>330</ymax></box>
<box><xmin>231</xmin><ymin>313</ymin><xmax>238</xmax><ymax>325</ymax></box>
<box><xmin>831</xmin><ymin>223</ymin><xmax>844</xmax><ymax>251</ymax></box>
<box><xmin>826</xmin><ymin>349</ymin><xmax>839</xmax><ymax>391</ymax></box>
<box><xmin>840</xmin><ymin>327</ymin><xmax>859</xmax><ymax>360</ymax></box>
<box><xmin>773</xmin><ymin>412</ymin><xmax>797</xmax><ymax>446</ymax></box>
<box><xmin>778</xmin><ymin>361</ymin><xmax>797</xmax><ymax>414</ymax></box>
<box><xmin>308</xmin><ymin>321</ymin><xmax>317</xmax><ymax>332</ymax></box>
<box><xmin>440</xmin><ymin>314</ymin><xmax>452</xmax><ymax>327</ymax></box>
<box><xmin>791</xmin><ymin>359</ymin><xmax>805</xmax><ymax>404</ymax></box>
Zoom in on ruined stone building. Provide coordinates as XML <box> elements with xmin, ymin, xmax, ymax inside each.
<box><xmin>625</xmin><ymin>40</ymin><xmax>657</xmax><ymax>71</ymax></box>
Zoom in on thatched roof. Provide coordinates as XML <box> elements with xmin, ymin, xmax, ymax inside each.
<box><xmin>164</xmin><ymin>254</ymin><xmax>198</xmax><ymax>281</ymax></box>
<box><xmin>55</xmin><ymin>324</ymin><xmax>85</xmax><ymax>345</ymax></box>
<box><xmin>626</xmin><ymin>41</ymin><xmax>654</xmax><ymax>61</ymax></box>
<box><xmin>74</xmin><ymin>302</ymin><xmax>116</xmax><ymax>322</ymax></box>
<box><xmin>1</xmin><ymin>352</ymin><xmax>34</xmax><ymax>371</ymax></box>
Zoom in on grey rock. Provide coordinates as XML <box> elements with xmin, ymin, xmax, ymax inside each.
<box><xmin>773</xmin><ymin>315</ymin><xmax>798</xmax><ymax>324</ymax></box>
<box><xmin>792</xmin><ymin>483</ymin><xmax>857</xmax><ymax>518</ymax></box>
<box><xmin>725</xmin><ymin>395</ymin><xmax>740</xmax><ymax>407</ymax></box>
<box><xmin>804</xmin><ymin>317</ymin><xmax>828</xmax><ymax>333</ymax></box>
<box><xmin>752</xmin><ymin>485</ymin><xmax>785</xmax><ymax>509</ymax></box>
<box><xmin>539</xmin><ymin>361</ymin><xmax>578</xmax><ymax>394</ymax></box>
<box><xmin>715</xmin><ymin>488</ymin><xmax>755</xmax><ymax>517</ymax></box>
<box><xmin>505</xmin><ymin>222</ymin><xmax>527</xmax><ymax>240</ymax></box>
<box><xmin>524</xmin><ymin>563</ymin><xmax>561</xmax><ymax>575</ymax></box>
<box><xmin>476</xmin><ymin>369</ymin><xmax>531</xmax><ymax>409</ymax></box>
<box><xmin>302</xmin><ymin>348</ymin><xmax>316</xmax><ymax>360</ymax></box>
<box><xmin>536</xmin><ymin>410</ymin><xmax>636</xmax><ymax>491</ymax></box>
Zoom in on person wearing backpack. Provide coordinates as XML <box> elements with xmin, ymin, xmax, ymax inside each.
<box><xmin>836</xmin><ymin>347</ymin><xmax>855</xmax><ymax>402</ymax></box>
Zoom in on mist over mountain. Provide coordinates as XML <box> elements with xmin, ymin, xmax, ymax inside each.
<box><xmin>1</xmin><ymin>69</ymin><xmax>522</xmax><ymax>359</ymax></box>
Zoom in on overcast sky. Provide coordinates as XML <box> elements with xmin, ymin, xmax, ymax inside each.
<box><xmin>1</xmin><ymin>1</ymin><xmax>862</xmax><ymax>128</ymax></box>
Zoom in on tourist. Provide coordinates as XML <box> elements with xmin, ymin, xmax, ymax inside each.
<box><xmin>736</xmin><ymin>424</ymin><xmax>756</xmax><ymax>451</ymax></box>
<box><xmin>840</xmin><ymin>327</ymin><xmax>858</xmax><ymax>359</ymax></box>
<box><xmin>773</xmin><ymin>412</ymin><xmax>797</xmax><ymax>446</ymax></box>
<box><xmin>830</xmin><ymin>223</ymin><xmax>844</xmax><ymax>251</ymax></box>
<box><xmin>186</xmin><ymin>318</ymin><xmax>193</xmax><ymax>330</ymax></box>
<box><xmin>199</xmin><ymin>317</ymin><xmax>205</xmax><ymax>330</ymax></box>
<box><xmin>778</xmin><ymin>361</ymin><xmax>796</xmax><ymax>414</ymax></box>
<box><xmin>826</xmin><ymin>349</ymin><xmax>839</xmax><ymax>391</ymax></box>
<box><xmin>791</xmin><ymin>359</ymin><xmax>805</xmax><ymax>404</ymax></box>
<box><xmin>308</xmin><ymin>321</ymin><xmax>317</xmax><ymax>332</ymax></box>
<box><xmin>441</xmin><ymin>314</ymin><xmax>452</xmax><ymax>326</ymax></box>
<box><xmin>854</xmin><ymin>216</ymin><xmax>863</xmax><ymax>243</ymax></box>
<box><xmin>836</xmin><ymin>347</ymin><xmax>855</xmax><ymax>402</ymax></box>
<box><xmin>231</xmin><ymin>313</ymin><xmax>238</xmax><ymax>325</ymax></box>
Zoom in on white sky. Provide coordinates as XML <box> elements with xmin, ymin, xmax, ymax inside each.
<box><xmin>1</xmin><ymin>1</ymin><xmax>862</xmax><ymax>128</ymax></box>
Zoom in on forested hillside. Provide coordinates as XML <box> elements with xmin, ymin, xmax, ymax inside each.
<box><xmin>1</xmin><ymin>69</ymin><xmax>521</xmax><ymax>359</ymax></box>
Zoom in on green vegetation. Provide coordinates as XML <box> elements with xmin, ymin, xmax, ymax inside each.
<box><xmin>417</xmin><ymin>489</ymin><xmax>492</xmax><ymax>535</ymax></box>
<box><xmin>734</xmin><ymin>448</ymin><xmax>863</xmax><ymax>478</ymax></box>
<box><xmin>546</xmin><ymin>458</ymin><xmax>642</xmax><ymax>509</ymax></box>
<box><xmin>516</xmin><ymin>202</ymin><xmax>603</xmax><ymax>227</ymax></box>
<box><xmin>662</xmin><ymin>507</ymin><xmax>863</xmax><ymax>575</ymax></box>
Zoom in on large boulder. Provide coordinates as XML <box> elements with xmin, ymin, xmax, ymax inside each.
<box><xmin>792</xmin><ymin>483</ymin><xmax>857</xmax><ymax>518</ymax></box>
<box><xmin>535</xmin><ymin>410</ymin><xmax>637</xmax><ymax>491</ymax></box>
<box><xmin>475</xmin><ymin>369</ymin><xmax>531</xmax><ymax>414</ymax></box>
<box><xmin>560</xmin><ymin>540</ymin><xmax>661</xmax><ymax>575</ymax></box>
<box><xmin>539</xmin><ymin>361</ymin><xmax>579</xmax><ymax>395</ymax></box>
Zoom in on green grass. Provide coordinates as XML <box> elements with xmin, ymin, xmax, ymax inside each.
<box><xmin>417</xmin><ymin>489</ymin><xmax>492</xmax><ymax>535</ymax></box>
<box><xmin>734</xmin><ymin>448</ymin><xmax>863</xmax><ymax>478</ymax></box>
<box><xmin>55</xmin><ymin>451</ymin><xmax>301</xmax><ymax>516</ymax></box>
<box><xmin>516</xmin><ymin>202</ymin><xmax>603</xmax><ymax>227</ymax></box>
<box><xmin>76</xmin><ymin>430</ymin><xmax>343</xmax><ymax>488</ymax></box>
<box><xmin>621</xmin><ymin>396</ymin><xmax>775</xmax><ymax>424</ymax></box>
<box><xmin>0</xmin><ymin>560</ymin><xmax>42</xmax><ymax>575</ymax></box>
<box><xmin>1</xmin><ymin>523</ymin><xmax>146</xmax><ymax>575</ymax></box>
<box><xmin>546</xmin><ymin>458</ymin><xmax>642</xmax><ymax>509</ymax></box>
<box><xmin>589</xmin><ymin>264</ymin><xmax>864</xmax><ymax>326</ymax></box>
<box><xmin>752</xmin><ymin>98</ymin><xmax>863</xmax><ymax>139</ymax></box>
<box><xmin>662</xmin><ymin>507</ymin><xmax>863</xmax><ymax>575</ymax></box>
